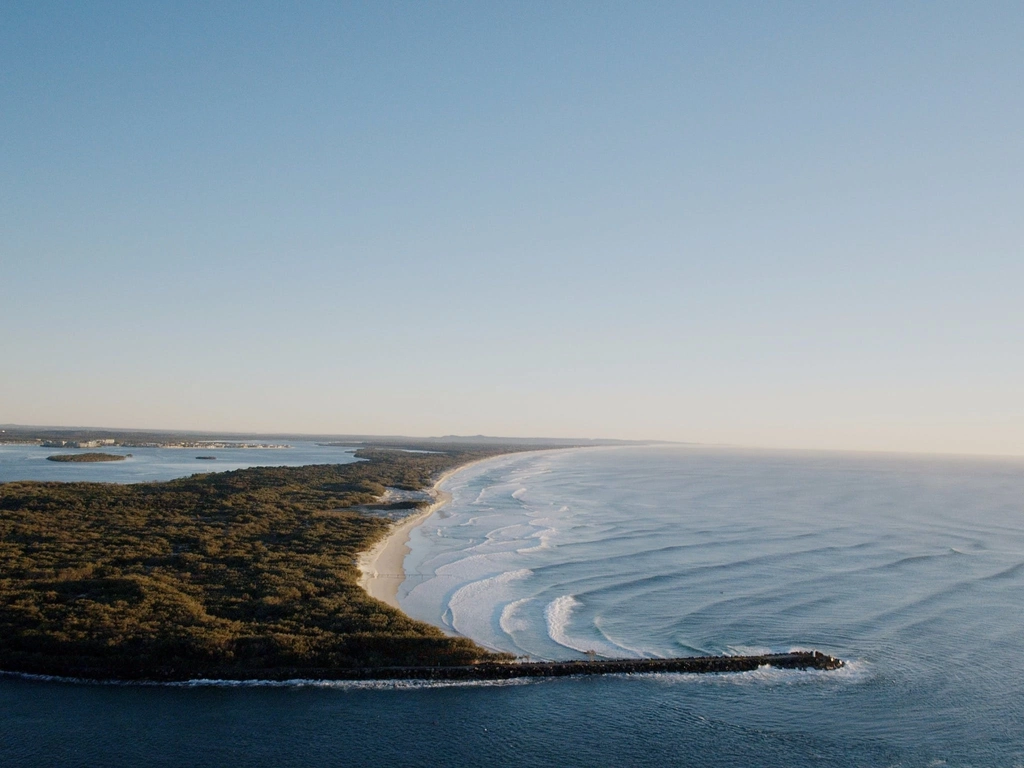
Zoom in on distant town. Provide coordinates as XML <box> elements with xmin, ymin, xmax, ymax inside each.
<box><xmin>38</xmin><ymin>439</ymin><xmax>290</xmax><ymax>450</ymax></box>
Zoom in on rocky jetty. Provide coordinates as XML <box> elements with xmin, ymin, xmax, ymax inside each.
<box><xmin>339</xmin><ymin>650</ymin><xmax>843</xmax><ymax>681</ymax></box>
<box><xmin>1</xmin><ymin>651</ymin><xmax>844</xmax><ymax>684</ymax></box>
<box><xmin>219</xmin><ymin>651</ymin><xmax>843</xmax><ymax>682</ymax></box>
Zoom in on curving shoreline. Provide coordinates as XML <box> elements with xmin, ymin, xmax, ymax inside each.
<box><xmin>351</xmin><ymin>449</ymin><xmax>846</xmax><ymax>683</ymax></box>
<box><xmin>356</xmin><ymin>456</ymin><xmax>501</xmax><ymax>609</ymax></box>
<box><xmin>356</xmin><ymin>449</ymin><xmax>579</xmax><ymax>611</ymax></box>
<box><xmin>2</xmin><ymin>444</ymin><xmax>850</xmax><ymax>683</ymax></box>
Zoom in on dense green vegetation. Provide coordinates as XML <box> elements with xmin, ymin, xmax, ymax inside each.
<box><xmin>46</xmin><ymin>452</ymin><xmax>126</xmax><ymax>462</ymax></box>
<box><xmin>0</xmin><ymin>447</ymin><xmax>519</xmax><ymax>681</ymax></box>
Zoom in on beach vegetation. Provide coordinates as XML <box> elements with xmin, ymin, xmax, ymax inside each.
<box><xmin>0</xmin><ymin>447</ymin><xmax>517</xmax><ymax>680</ymax></box>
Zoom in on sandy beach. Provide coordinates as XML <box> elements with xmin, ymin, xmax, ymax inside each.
<box><xmin>356</xmin><ymin>457</ymin><xmax>497</xmax><ymax>609</ymax></box>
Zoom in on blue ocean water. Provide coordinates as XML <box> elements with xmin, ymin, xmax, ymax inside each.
<box><xmin>2</xmin><ymin>445</ymin><xmax>1023</xmax><ymax>766</ymax></box>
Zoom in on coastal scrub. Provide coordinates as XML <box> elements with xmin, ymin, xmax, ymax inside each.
<box><xmin>0</xmin><ymin>447</ymin><xmax>515</xmax><ymax>680</ymax></box>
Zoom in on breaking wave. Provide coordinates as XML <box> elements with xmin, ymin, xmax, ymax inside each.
<box><xmin>544</xmin><ymin>595</ymin><xmax>582</xmax><ymax>651</ymax></box>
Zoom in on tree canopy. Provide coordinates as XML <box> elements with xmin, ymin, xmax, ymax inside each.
<box><xmin>0</xmin><ymin>447</ymin><xmax>518</xmax><ymax>681</ymax></box>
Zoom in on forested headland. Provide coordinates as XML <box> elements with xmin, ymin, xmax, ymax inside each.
<box><xmin>0</xmin><ymin>446</ymin><xmax>526</xmax><ymax>681</ymax></box>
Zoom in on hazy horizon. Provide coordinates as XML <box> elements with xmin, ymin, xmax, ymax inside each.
<box><xmin>7</xmin><ymin>421</ymin><xmax>1024</xmax><ymax>462</ymax></box>
<box><xmin>4</xmin><ymin>3</ymin><xmax>1021</xmax><ymax>457</ymax></box>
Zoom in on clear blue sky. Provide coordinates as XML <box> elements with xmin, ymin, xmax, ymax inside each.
<box><xmin>3</xmin><ymin>2</ymin><xmax>1022</xmax><ymax>455</ymax></box>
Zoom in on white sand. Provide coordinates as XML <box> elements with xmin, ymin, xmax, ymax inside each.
<box><xmin>356</xmin><ymin>458</ymin><xmax>493</xmax><ymax>609</ymax></box>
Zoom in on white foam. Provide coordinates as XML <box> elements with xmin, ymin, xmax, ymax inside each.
<box><xmin>633</xmin><ymin>658</ymin><xmax>873</xmax><ymax>687</ymax></box>
<box><xmin>544</xmin><ymin>595</ymin><xmax>636</xmax><ymax>657</ymax></box>
<box><xmin>448</xmin><ymin>569</ymin><xmax>533</xmax><ymax>647</ymax></box>
<box><xmin>171</xmin><ymin>677</ymin><xmax>540</xmax><ymax>691</ymax></box>
<box><xmin>510</xmin><ymin>513</ymin><xmax>566</xmax><ymax>554</ymax></box>
<box><xmin>0</xmin><ymin>669</ymin><xmax>538</xmax><ymax>690</ymax></box>
<box><xmin>515</xmin><ymin>521</ymin><xmax>555</xmax><ymax>553</ymax></box>
<box><xmin>516</xmin><ymin>536</ymin><xmax>552</xmax><ymax>554</ymax></box>
<box><xmin>545</xmin><ymin>595</ymin><xmax>583</xmax><ymax>650</ymax></box>
<box><xmin>499</xmin><ymin>597</ymin><xmax>534</xmax><ymax>635</ymax></box>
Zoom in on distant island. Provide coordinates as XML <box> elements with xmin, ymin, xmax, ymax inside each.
<box><xmin>46</xmin><ymin>452</ymin><xmax>127</xmax><ymax>463</ymax></box>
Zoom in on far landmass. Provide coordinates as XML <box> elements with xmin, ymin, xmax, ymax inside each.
<box><xmin>46</xmin><ymin>452</ymin><xmax>127</xmax><ymax>463</ymax></box>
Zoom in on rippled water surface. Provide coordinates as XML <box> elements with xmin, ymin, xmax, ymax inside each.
<box><xmin>399</xmin><ymin>446</ymin><xmax>1024</xmax><ymax>763</ymax></box>
<box><xmin>3</xmin><ymin>445</ymin><xmax>1023</xmax><ymax>766</ymax></box>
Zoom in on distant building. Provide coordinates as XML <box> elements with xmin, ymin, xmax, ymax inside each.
<box><xmin>40</xmin><ymin>439</ymin><xmax>117</xmax><ymax>449</ymax></box>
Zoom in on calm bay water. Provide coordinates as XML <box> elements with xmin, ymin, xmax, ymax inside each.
<box><xmin>3</xmin><ymin>445</ymin><xmax>1023</xmax><ymax>766</ymax></box>
<box><xmin>0</xmin><ymin>441</ymin><xmax>362</xmax><ymax>483</ymax></box>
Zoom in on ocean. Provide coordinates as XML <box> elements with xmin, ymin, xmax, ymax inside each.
<box><xmin>2</xmin><ymin>445</ymin><xmax>1022</xmax><ymax>766</ymax></box>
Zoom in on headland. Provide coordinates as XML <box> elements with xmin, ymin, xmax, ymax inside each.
<box><xmin>0</xmin><ymin>432</ymin><xmax>844</xmax><ymax>682</ymax></box>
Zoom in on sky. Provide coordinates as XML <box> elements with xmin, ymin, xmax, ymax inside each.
<box><xmin>2</xmin><ymin>2</ymin><xmax>1022</xmax><ymax>455</ymax></box>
